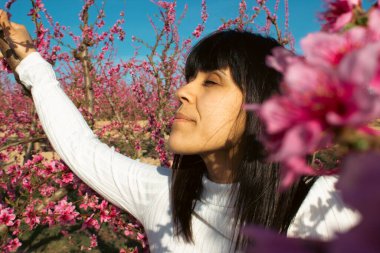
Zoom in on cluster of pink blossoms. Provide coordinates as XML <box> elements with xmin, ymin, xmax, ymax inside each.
<box><xmin>0</xmin><ymin>153</ymin><xmax>147</xmax><ymax>252</ymax></box>
<box><xmin>154</xmin><ymin>1</ymin><xmax>176</xmax><ymax>32</ymax></box>
<box><xmin>249</xmin><ymin>7</ymin><xmax>380</xmax><ymax>187</ymax></box>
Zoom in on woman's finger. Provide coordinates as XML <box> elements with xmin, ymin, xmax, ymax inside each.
<box><xmin>0</xmin><ymin>10</ymin><xmax>12</xmax><ymax>31</ymax></box>
<box><xmin>10</xmin><ymin>21</ymin><xmax>23</xmax><ymax>29</ymax></box>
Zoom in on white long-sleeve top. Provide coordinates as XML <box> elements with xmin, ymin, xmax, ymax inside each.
<box><xmin>15</xmin><ymin>52</ymin><xmax>360</xmax><ymax>253</ymax></box>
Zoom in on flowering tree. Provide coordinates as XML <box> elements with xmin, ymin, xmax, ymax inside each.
<box><xmin>245</xmin><ymin>1</ymin><xmax>380</xmax><ymax>252</ymax></box>
<box><xmin>0</xmin><ymin>0</ymin><xmax>295</xmax><ymax>252</ymax></box>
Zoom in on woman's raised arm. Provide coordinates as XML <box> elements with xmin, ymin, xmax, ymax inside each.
<box><xmin>0</xmin><ymin>10</ymin><xmax>171</xmax><ymax>223</ymax></box>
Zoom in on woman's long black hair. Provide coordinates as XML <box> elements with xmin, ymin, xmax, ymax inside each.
<box><xmin>170</xmin><ymin>30</ymin><xmax>316</xmax><ymax>251</ymax></box>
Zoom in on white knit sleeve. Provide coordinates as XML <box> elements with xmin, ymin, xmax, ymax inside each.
<box><xmin>287</xmin><ymin>176</ymin><xmax>361</xmax><ymax>241</ymax></box>
<box><xmin>15</xmin><ymin>52</ymin><xmax>171</xmax><ymax>222</ymax></box>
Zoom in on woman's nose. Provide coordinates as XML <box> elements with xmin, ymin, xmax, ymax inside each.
<box><xmin>175</xmin><ymin>82</ymin><xmax>194</xmax><ymax>104</ymax></box>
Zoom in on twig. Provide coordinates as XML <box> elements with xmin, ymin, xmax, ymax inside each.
<box><xmin>0</xmin><ymin>136</ymin><xmax>46</xmax><ymax>152</ymax></box>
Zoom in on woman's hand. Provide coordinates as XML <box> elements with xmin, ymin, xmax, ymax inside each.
<box><xmin>0</xmin><ymin>9</ymin><xmax>36</xmax><ymax>70</ymax></box>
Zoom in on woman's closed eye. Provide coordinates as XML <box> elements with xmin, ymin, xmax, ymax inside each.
<box><xmin>203</xmin><ymin>80</ymin><xmax>218</xmax><ymax>87</ymax></box>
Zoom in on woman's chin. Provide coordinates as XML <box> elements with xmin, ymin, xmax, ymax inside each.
<box><xmin>168</xmin><ymin>136</ymin><xmax>196</xmax><ymax>155</ymax></box>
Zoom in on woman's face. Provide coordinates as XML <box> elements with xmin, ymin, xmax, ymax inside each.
<box><xmin>168</xmin><ymin>68</ymin><xmax>246</xmax><ymax>155</ymax></box>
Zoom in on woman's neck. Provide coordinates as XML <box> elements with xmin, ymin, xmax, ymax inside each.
<box><xmin>200</xmin><ymin>143</ymin><xmax>245</xmax><ymax>184</ymax></box>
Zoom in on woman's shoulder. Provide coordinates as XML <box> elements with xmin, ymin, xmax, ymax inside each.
<box><xmin>287</xmin><ymin>175</ymin><xmax>361</xmax><ymax>240</ymax></box>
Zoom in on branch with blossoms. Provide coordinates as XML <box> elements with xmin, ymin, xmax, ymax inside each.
<box><xmin>244</xmin><ymin>1</ymin><xmax>380</xmax><ymax>252</ymax></box>
<box><xmin>219</xmin><ymin>0</ymin><xmax>293</xmax><ymax>49</ymax></box>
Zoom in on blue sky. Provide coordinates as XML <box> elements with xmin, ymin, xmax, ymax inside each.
<box><xmin>6</xmin><ymin>1</ymin><xmax>325</xmax><ymax>57</ymax></box>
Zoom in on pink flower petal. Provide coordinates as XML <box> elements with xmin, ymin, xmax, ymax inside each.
<box><xmin>266</xmin><ymin>47</ymin><xmax>296</xmax><ymax>73</ymax></box>
<box><xmin>280</xmin><ymin>157</ymin><xmax>315</xmax><ymax>189</ymax></box>
<box><xmin>273</xmin><ymin>121</ymin><xmax>323</xmax><ymax>161</ymax></box>
<box><xmin>258</xmin><ymin>96</ymin><xmax>300</xmax><ymax>134</ymax></box>
<box><xmin>338</xmin><ymin>42</ymin><xmax>380</xmax><ymax>92</ymax></box>
<box><xmin>333</xmin><ymin>12</ymin><xmax>353</xmax><ymax>31</ymax></box>
<box><xmin>301</xmin><ymin>32</ymin><xmax>346</xmax><ymax>66</ymax></box>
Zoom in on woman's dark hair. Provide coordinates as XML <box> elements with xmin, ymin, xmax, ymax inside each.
<box><xmin>170</xmin><ymin>30</ymin><xmax>316</xmax><ymax>251</ymax></box>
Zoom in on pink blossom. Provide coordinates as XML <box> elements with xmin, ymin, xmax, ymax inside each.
<box><xmin>239</xmin><ymin>0</ymin><xmax>247</xmax><ymax>17</ymax></box>
<box><xmin>320</xmin><ymin>0</ymin><xmax>361</xmax><ymax>32</ymax></box>
<box><xmin>90</xmin><ymin>234</ymin><xmax>98</xmax><ymax>248</ymax></box>
<box><xmin>124</xmin><ymin>229</ymin><xmax>133</xmax><ymax>237</ymax></box>
<box><xmin>3</xmin><ymin>238</ymin><xmax>22</xmax><ymax>252</ymax></box>
<box><xmin>22</xmin><ymin>177</ymin><xmax>32</xmax><ymax>193</ymax></box>
<box><xmin>201</xmin><ymin>0</ymin><xmax>208</xmax><ymax>22</ymax></box>
<box><xmin>54</xmin><ymin>199</ymin><xmax>79</xmax><ymax>225</ymax></box>
<box><xmin>39</xmin><ymin>184</ymin><xmax>56</xmax><ymax>197</ymax></box>
<box><xmin>192</xmin><ymin>24</ymin><xmax>204</xmax><ymax>38</ymax></box>
<box><xmin>82</xmin><ymin>214</ymin><xmax>100</xmax><ymax>230</ymax></box>
<box><xmin>23</xmin><ymin>205</ymin><xmax>41</xmax><ymax>229</ymax></box>
<box><xmin>0</xmin><ymin>207</ymin><xmax>16</xmax><ymax>226</ymax></box>
<box><xmin>97</xmin><ymin>200</ymin><xmax>111</xmax><ymax>223</ymax></box>
<box><xmin>300</xmin><ymin>29</ymin><xmax>367</xmax><ymax>68</ymax></box>
<box><xmin>61</xmin><ymin>172</ymin><xmax>74</xmax><ymax>184</ymax></box>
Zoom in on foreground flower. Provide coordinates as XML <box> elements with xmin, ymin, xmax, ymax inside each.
<box><xmin>248</xmin><ymin>8</ymin><xmax>380</xmax><ymax>187</ymax></box>
<box><xmin>250</xmin><ymin>52</ymin><xmax>380</xmax><ymax>187</ymax></box>
<box><xmin>329</xmin><ymin>152</ymin><xmax>380</xmax><ymax>253</ymax></box>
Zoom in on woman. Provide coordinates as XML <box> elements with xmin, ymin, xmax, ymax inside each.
<box><xmin>0</xmin><ymin>10</ymin><xmax>358</xmax><ymax>253</ymax></box>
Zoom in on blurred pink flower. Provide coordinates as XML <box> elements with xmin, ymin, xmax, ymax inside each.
<box><xmin>338</xmin><ymin>42</ymin><xmax>380</xmax><ymax>94</ymax></box>
<box><xmin>330</xmin><ymin>152</ymin><xmax>380</xmax><ymax>253</ymax></box>
<box><xmin>251</xmin><ymin>33</ymin><xmax>380</xmax><ymax>187</ymax></box>
<box><xmin>244</xmin><ymin>226</ymin><xmax>326</xmax><ymax>253</ymax></box>
<box><xmin>265</xmin><ymin>47</ymin><xmax>297</xmax><ymax>73</ymax></box>
<box><xmin>368</xmin><ymin>9</ymin><xmax>380</xmax><ymax>41</ymax></box>
<box><xmin>320</xmin><ymin>0</ymin><xmax>361</xmax><ymax>32</ymax></box>
<box><xmin>336</xmin><ymin>152</ymin><xmax>380</xmax><ymax>222</ymax></box>
<box><xmin>300</xmin><ymin>29</ymin><xmax>367</xmax><ymax>68</ymax></box>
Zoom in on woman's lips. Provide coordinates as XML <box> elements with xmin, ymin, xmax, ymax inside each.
<box><xmin>174</xmin><ymin>112</ymin><xmax>195</xmax><ymax>122</ymax></box>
